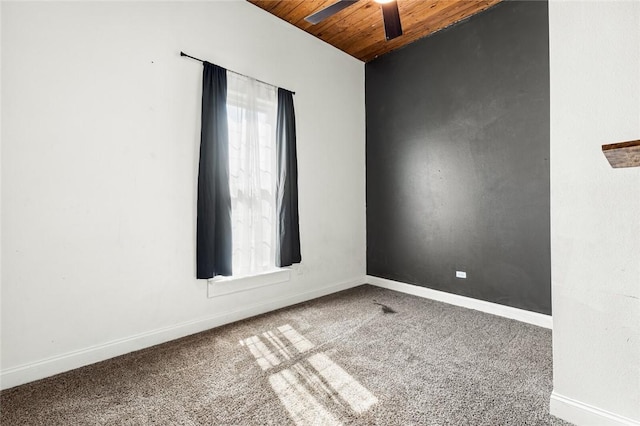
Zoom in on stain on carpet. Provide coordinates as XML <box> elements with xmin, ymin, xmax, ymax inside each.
<box><xmin>373</xmin><ymin>301</ymin><xmax>397</xmax><ymax>314</ymax></box>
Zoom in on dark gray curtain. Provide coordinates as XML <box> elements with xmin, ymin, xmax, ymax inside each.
<box><xmin>197</xmin><ymin>62</ymin><xmax>232</xmax><ymax>279</ymax></box>
<box><xmin>275</xmin><ymin>88</ymin><xmax>301</xmax><ymax>267</ymax></box>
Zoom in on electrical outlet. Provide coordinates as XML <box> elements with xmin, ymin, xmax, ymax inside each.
<box><xmin>456</xmin><ymin>271</ymin><xmax>467</xmax><ymax>279</ymax></box>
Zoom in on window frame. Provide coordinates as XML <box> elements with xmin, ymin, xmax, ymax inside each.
<box><xmin>207</xmin><ymin>268</ymin><xmax>291</xmax><ymax>298</ymax></box>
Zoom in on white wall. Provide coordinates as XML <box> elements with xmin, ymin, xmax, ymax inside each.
<box><xmin>549</xmin><ymin>1</ymin><xmax>640</xmax><ymax>424</ymax></box>
<box><xmin>0</xmin><ymin>1</ymin><xmax>365</xmax><ymax>388</ymax></box>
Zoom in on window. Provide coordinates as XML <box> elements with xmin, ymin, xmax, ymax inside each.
<box><xmin>226</xmin><ymin>74</ymin><xmax>278</xmax><ymax>278</ymax></box>
<box><xmin>195</xmin><ymin>61</ymin><xmax>300</xmax><ymax>281</ymax></box>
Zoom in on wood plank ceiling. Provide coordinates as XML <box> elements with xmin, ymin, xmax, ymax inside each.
<box><xmin>247</xmin><ymin>0</ymin><xmax>503</xmax><ymax>62</ymax></box>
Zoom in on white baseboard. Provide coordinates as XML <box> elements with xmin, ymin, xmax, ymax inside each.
<box><xmin>366</xmin><ymin>275</ymin><xmax>552</xmax><ymax>329</ymax></box>
<box><xmin>0</xmin><ymin>276</ymin><xmax>366</xmax><ymax>390</ymax></box>
<box><xmin>550</xmin><ymin>391</ymin><xmax>640</xmax><ymax>426</ymax></box>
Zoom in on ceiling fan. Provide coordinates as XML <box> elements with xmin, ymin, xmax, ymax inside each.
<box><xmin>304</xmin><ymin>0</ymin><xmax>403</xmax><ymax>41</ymax></box>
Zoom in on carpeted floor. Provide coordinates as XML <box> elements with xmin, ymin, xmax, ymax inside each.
<box><xmin>1</xmin><ymin>285</ymin><xmax>572</xmax><ymax>425</ymax></box>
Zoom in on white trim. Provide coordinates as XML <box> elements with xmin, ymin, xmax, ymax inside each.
<box><xmin>0</xmin><ymin>276</ymin><xmax>366</xmax><ymax>390</ymax></box>
<box><xmin>366</xmin><ymin>275</ymin><xmax>552</xmax><ymax>329</ymax></box>
<box><xmin>207</xmin><ymin>268</ymin><xmax>291</xmax><ymax>298</ymax></box>
<box><xmin>550</xmin><ymin>391</ymin><xmax>640</xmax><ymax>426</ymax></box>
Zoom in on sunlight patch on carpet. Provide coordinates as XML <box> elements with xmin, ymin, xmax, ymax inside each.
<box><xmin>278</xmin><ymin>324</ymin><xmax>315</xmax><ymax>353</ymax></box>
<box><xmin>239</xmin><ymin>335</ymin><xmax>281</xmax><ymax>371</ymax></box>
<box><xmin>269</xmin><ymin>369</ymin><xmax>342</xmax><ymax>426</ymax></box>
<box><xmin>262</xmin><ymin>330</ymin><xmax>293</xmax><ymax>360</ymax></box>
<box><xmin>307</xmin><ymin>352</ymin><xmax>378</xmax><ymax>414</ymax></box>
<box><xmin>241</xmin><ymin>324</ymin><xmax>378</xmax><ymax>425</ymax></box>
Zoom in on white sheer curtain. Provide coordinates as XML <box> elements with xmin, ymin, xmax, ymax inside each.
<box><xmin>226</xmin><ymin>73</ymin><xmax>278</xmax><ymax>277</ymax></box>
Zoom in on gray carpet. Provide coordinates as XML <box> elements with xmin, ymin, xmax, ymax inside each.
<box><xmin>1</xmin><ymin>285</ymin><xmax>572</xmax><ymax>425</ymax></box>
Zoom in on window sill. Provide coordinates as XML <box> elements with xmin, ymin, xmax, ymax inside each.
<box><xmin>207</xmin><ymin>268</ymin><xmax>291</xmax><ymax>298</ymax></box>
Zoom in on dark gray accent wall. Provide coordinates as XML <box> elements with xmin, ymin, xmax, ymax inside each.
<box><xmin>366</xmin><ymin>1</ymin><xmax>551</xmax><ymax>314</ymax></box>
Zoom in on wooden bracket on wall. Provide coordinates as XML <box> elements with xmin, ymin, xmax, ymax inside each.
<box><xmin>602</xmin><ymin>140</ymin><xmax>640</xmax><ymax>168</ymax></box>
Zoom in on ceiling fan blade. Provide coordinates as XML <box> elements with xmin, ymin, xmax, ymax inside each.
<box><xmin>304</xmin><ymin>0</ymin><xmax>360</xmax><ymax>25</ymax></box>
<box><xmin>381</xmin><ymin>1</ymin><xmax>402</xmax><ymax>40</ymax></box>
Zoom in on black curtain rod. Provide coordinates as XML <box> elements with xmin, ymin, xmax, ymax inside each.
<box><xmin>181</xmin><ymin>51</ymin><xmax>295</xmax><ymax>95</ymax></box>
